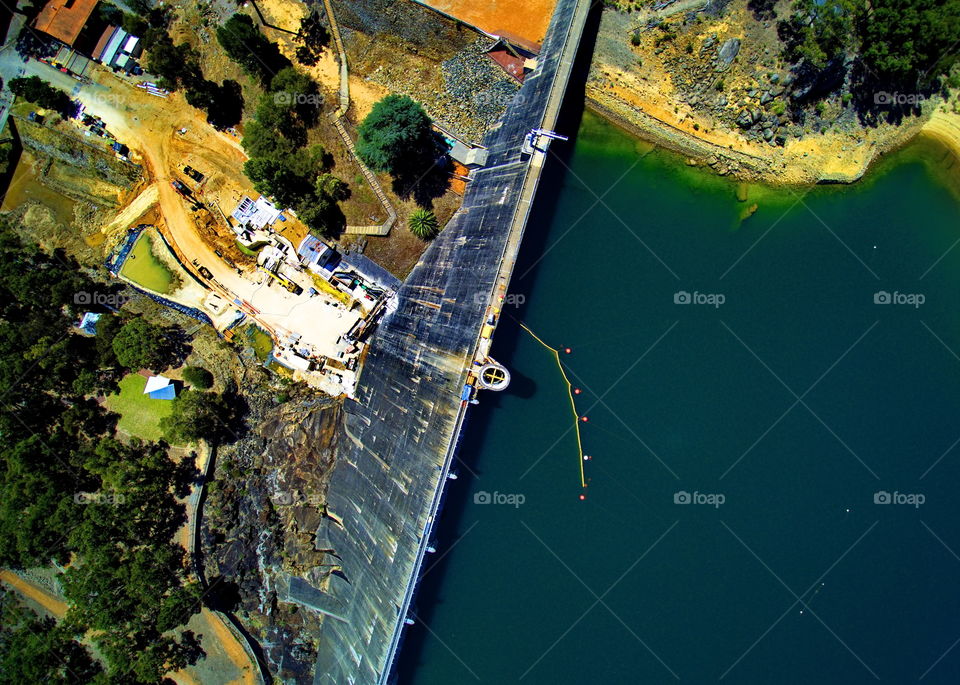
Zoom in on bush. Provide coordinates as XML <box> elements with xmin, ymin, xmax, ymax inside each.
<box><xmin>182</xmin><ymin>366</ymin><xmax>213</xmax><ymax>390</ymax></box>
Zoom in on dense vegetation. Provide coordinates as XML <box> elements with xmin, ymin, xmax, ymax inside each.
<box><xmin>236</xmin><ymin>61</ymin><xmax>350</xmax><ymax>236</ymax></box>
<box><xmin>182</xmin><ymin>365</ymin><xmax>214</xmax><ymax>390</ymax></box>
<box><xmin>778</xmin><ymin>0</ymin><xmax>960</xmax><ymax>103</ymax></box>
<box><xmin>0</xmin><ymin>219</ymin><xmax>237</xmax><ymax>681</ymax></box>
<box><xmin>216</xmin><ymin>14</ymin><xmax>291</xmax><ymax>86</ymax></box>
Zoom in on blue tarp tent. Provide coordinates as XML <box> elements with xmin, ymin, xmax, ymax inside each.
<box><xmin>143</xmin><ymin>375</ymin><xmax>177</xmax><ymax>400</ymax></box>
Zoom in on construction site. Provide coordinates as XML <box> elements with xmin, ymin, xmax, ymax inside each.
<box><xmin>0</xmin><ymin>0</ymin><xmax>576</xmax><ymax>681</ymax></box>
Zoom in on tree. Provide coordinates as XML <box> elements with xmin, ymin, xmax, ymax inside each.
<box><xmin>9</xmin><ymin>77</ymin><xmax>73</xmax><ymax>116</ymax></box>
<box><xmin>161</xmin><ymin>389</ymin><xmax>234</xmax><ymax>444</ymax></box>
<box><xmin>185</xmin><ymin>79</ymin><xmax>243</xmax><ymax>129</ymax></box>
<box><xmin>217</xmin><ymin>14</ymin><xmax>290</xmax><ymax>85</ymax></box>
<box><xmin>241</xmin><ymin>119</ymin><xmax>298</xmax><ymax>160</ymax></box>
<box><xmin>144</xmin><ymin>35</ymin><xmax>202</xmax><ymax>91</ymax></box>
<box><xmin>112</xmin><ymin>318</ymin><xmax>166</xmax><ymax>370</ymax></box>
<box><xmin>298</xmin><ymin>173</ymin><xmax>350</xmax><ymax>237</ymax></box>
<box><xmin>259</xmin><ymin>67</ymin><xmax>321</xmax><ymax>138</ymax></box>
<box><xmin>408</xmin><ymin>208</ymin><xmax>440</xmax><ymax>240</ymax></box>
<box><xmin>356</xmin><ymin>95</ymin><xmax>435</xmax><ymax>176</ymax></box>
<box><xmin>182</xmin><ymin>365</ymin><xmax>213</xmax><ymax>390</ymax></box>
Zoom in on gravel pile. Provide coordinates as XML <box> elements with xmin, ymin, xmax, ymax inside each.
<box><xmin>441</xmin><ymin>43</ymin><xmax>522</xmax><ymax>124</ymax></box>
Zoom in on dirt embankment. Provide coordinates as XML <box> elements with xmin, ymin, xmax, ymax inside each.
<box><xmin>587</xmin><ymin>0</ymin><xmax>942</xmax><ymax>185</ymax></box>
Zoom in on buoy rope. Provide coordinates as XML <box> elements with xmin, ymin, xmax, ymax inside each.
<box><xmin>517</xmin><ymin>320</ymin><xmax>587</xmax><ymax>488</ymax></box>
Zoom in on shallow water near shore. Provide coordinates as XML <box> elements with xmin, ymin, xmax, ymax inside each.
<box><xmin>397</xmin><ymin>111</ymin><xmax>960</xmax><ymax>684</ymax></box>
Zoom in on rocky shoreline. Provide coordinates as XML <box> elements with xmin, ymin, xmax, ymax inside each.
<box><xmin>585</xmin><ymin>87</ymin><xmax>931</xmax><ymax>185</ymax></box>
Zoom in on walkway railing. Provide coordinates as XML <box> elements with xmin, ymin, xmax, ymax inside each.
<box><xmin>322</xmin><ymin>0</ymin><xmax>397</xmax><ymax>237</ymax></box>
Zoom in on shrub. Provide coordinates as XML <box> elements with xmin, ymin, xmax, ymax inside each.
<box><xmin>408</xmin><ymin>208</ymin><xmax>440</xmax><ymax>240</ymax></box>
<box><xmin>182</xmin><ymin>366</ymin><xmax>213</xmax><ymax>390</ymax></box>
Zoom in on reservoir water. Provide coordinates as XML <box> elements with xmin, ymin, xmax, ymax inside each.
<box><xmin>397</xmin><ymin>111</ymin><xmax>960</xmax><ymax>684</ymax></box>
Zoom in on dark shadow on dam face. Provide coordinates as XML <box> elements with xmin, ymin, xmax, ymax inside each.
<box><xmin>392</xmin><ymin>2</ymin><xmax>603</xmax><ymax>681</ymax></box>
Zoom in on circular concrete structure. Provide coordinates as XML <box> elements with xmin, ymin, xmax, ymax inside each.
<box><xmin>477</xmin><ymin>361</ymin><xmax>510</xmax><ymax>391</ymax></box>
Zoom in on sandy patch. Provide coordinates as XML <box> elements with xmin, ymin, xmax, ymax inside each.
<box><xmin>414</xmin><ymin>0</ymin><xmax>556</xmax><ymax>44</ymax></box>
<box><xmin>101</xmin><ymin>183</ymin><xmax>159</xmax><ymax>236</ymax></box>
<box><xmin>921</xmin><ymin>108</ymin><xmax>960</xmax><ymax>163</ymax></box>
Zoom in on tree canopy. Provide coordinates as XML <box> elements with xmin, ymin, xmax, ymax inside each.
<box><xmin>356</xmin><ymin>95</ymin><xmax>449</xmax><ymax>202</ymax></box>
<box><xmin>216</xmin><ymin>14</ymin><xmax>291</xmax><ymax>85</ymax></box>
<box><xmin>9</xmin><ymin>77</ymin><xmax>73</xmax><ymax>117</ymax></box>
<box><xmin>161</xmin><ymin>389</ymin><xmax>237</xmax><ymax>444</ymax></box>
<box><xmin>182</xmin><ymin>365</ymin><xmax>214</xmax><ymax>390</ymax></box>
<box><xmin>860</xmin><ymin>0</ymin><xmax>960</xmax><ymax>85</ymax></box>
<box><xmin>240</xmin><ymin>65</ymin><xmax>349</xmax><ymax>237</ymax></box>
<box><xmin>778</xmin><ymin>0</ymin><xmax>960</xmax><ymax>89</ymax></box>
<box><xmin>357</xmin><ymin>95</ymin><xmax>435</xmax><ymax>175</ymax></box>
<box><xmin>0</xmin><ymin>217</ymin><xmax>205</xmax><ymax>681</ymax></box>
<box><xmin>112</xmin><ymin>317</ymin><xmax>167</xmax><ymax>370</ymax></box>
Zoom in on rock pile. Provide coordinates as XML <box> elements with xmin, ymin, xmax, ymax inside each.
<box><xmin>368</xmin><ymin>38</ymin><xmax>520</xmax><ymax>144</ymax></box>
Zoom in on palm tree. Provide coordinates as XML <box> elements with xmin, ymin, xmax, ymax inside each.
<box><xmin>408</xmin><ymin>208</ymin><xmax>440</xmax><ymax>240</ymax></box>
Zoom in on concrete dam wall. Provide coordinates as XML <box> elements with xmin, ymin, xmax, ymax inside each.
<box><xmin>290</xmin><ymin>0</ymin><xmax>592</xmax><ymax>681</ymax></box>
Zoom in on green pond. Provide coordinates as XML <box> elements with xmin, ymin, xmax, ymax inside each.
<box><xmin>120</xmin><ymin>232</ymin><xmax>177</xmax><ymax>294</ymax></box>
<box><xmin>398</xmin><ymin>111</ymin><xmax>960</xmax><ymax>684</ymax></box>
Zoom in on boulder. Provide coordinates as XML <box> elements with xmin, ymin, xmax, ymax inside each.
<box><xmin>715</xmin><ymin>38</ymin><xmax>741</xmax><ymax>72</ymax></box>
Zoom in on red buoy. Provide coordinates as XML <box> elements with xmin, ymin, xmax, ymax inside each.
<box><xmin>579</xmin><ymin>494</ymin><xmax>586</xmax><ymax>501</ymax></box>
<box><xmin>580</xmin><ymin>416</ymin><xmax>589</xmax><ymax>422</ymax></box>
<box><xmin>564</xmin><ymin>347</ymin><xmax>572</xmax><ymax>354</ymax></box>
<box><xmin>574</xmin><ymin>388</ymin><xmax>582</xmax><ymax>395</ymax></box>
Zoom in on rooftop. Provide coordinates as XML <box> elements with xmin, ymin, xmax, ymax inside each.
<box><xmin>33</xmin><ymin>0</ymin><xmax>99</xmax><ymax>46</ymax></box>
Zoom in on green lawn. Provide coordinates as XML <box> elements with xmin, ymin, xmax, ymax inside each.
<box><xmin>119</xmin><ymin>232</ymin><xmax>177</xmax><ymax>294</ymax></box>
<box><xmin>104</xmin><ymin>373</ymin><xmax>176</xmax><ymax>442</ymax></box>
